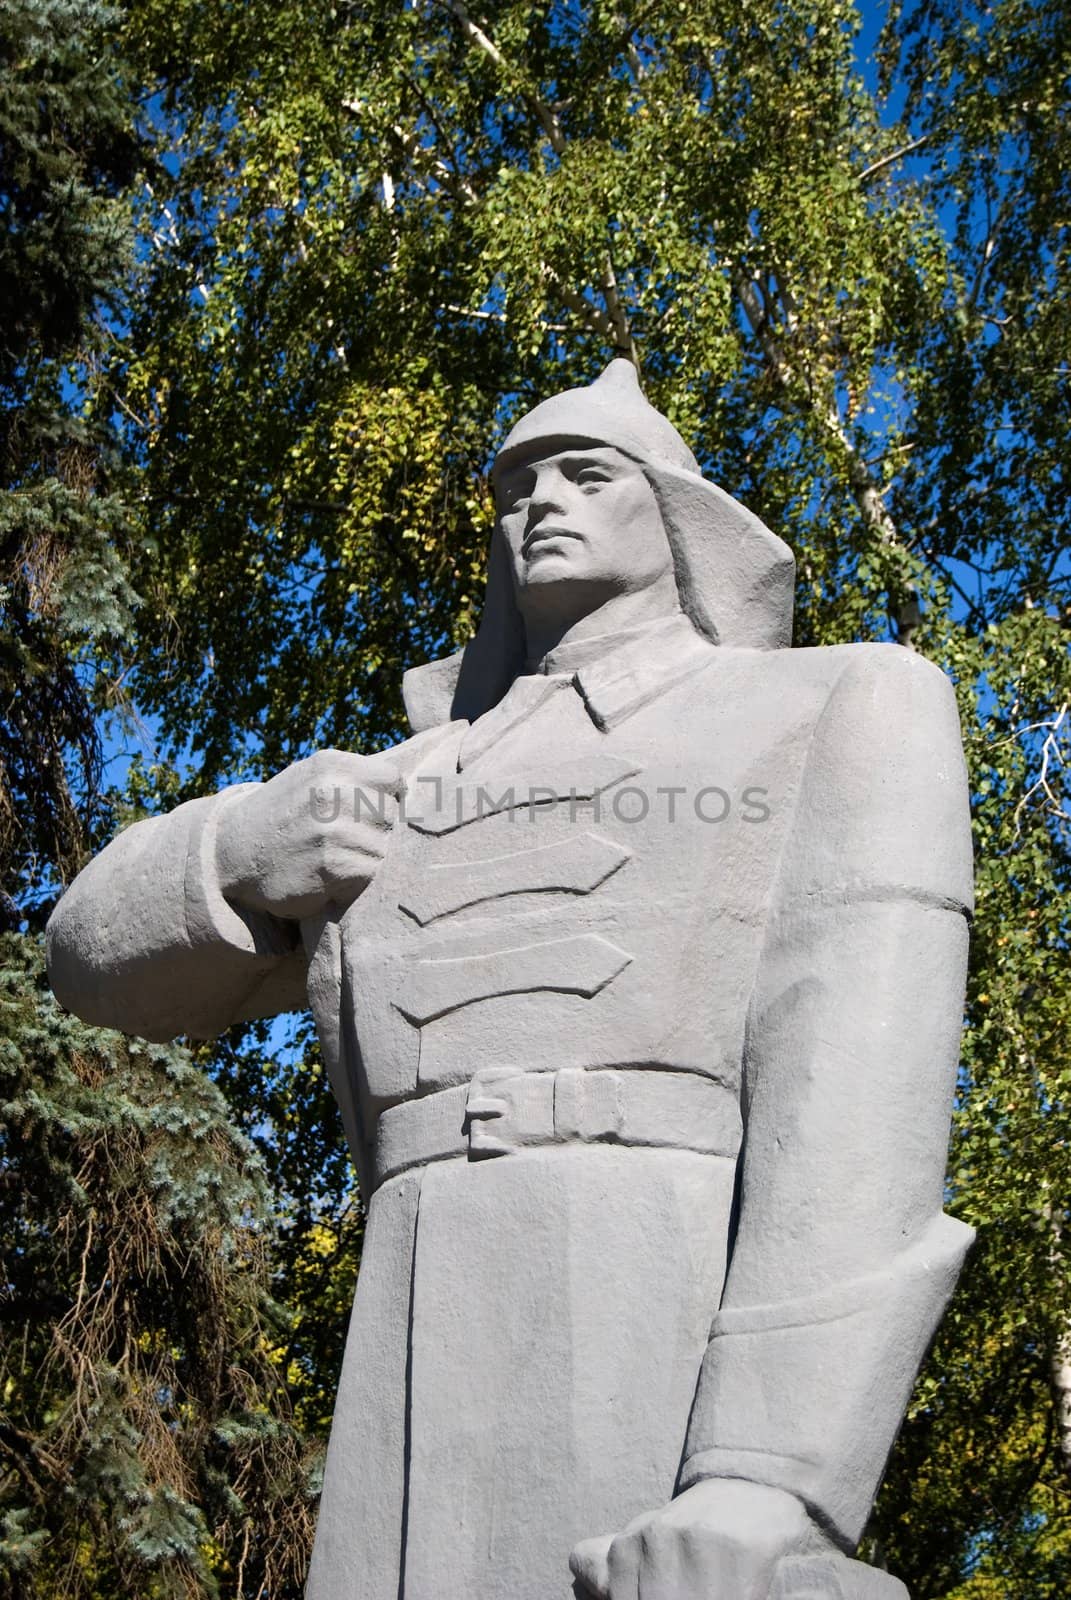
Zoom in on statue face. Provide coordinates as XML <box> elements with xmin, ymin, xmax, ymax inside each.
<box><xmin>495</xmin><ymin>445</ymin><xmax>673</xmax><ymax>613</ymax></box>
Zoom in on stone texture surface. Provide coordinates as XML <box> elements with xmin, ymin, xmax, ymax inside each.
<box><xmin>46</xmin><ymin>362</ymin><xmax>974</xmax><ymax>1598</ymax></box>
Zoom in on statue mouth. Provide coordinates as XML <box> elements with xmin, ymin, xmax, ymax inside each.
<box><xmin>522</xmin><ymin>525</ymin><xmax>581</xmax><ymax>557</ymax></box>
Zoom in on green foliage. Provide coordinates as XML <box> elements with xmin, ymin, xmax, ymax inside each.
<box><xmin>0</xmin><ymin>0</ymin><xmax>146</xmax><ymax>904</ymax></box>
<box><xmin>0</xmin><ymin>935</ymin><xmax>317</xmax><ymax>1599</ymax></box>
<box><xmin>0</xmin><ymin>0</ymin><xmax>138</xmax><ymax>362</ymax></box>
<box><xmin>196</xmin><ymin>1020</ymin><xmax>362</xmax><ymax>1438</ymax></box>
<box><xmin>0</xmin><ymin>5</ymin><xmax>322</xmax><ymax>1595</ymax></box>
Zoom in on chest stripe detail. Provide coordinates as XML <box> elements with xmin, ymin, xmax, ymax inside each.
<box><xmin>398</xmin><ymin>831</ymin><xmax>631</xmax><ymax>926</ymax></box>
<box><xmin>395</xmin><ymin>934</ymin><xmax>632</xmax><ymax>1026</ymax></box>
<box><xmin>405</xmin><ymin>755</ymin><xmax>640</xmax><ymax>835</ymax></box>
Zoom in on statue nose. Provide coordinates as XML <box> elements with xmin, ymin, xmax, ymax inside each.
<box><xmin>528</xmin><ymin>492</ymin><xmax>565</xmax><ymax>523</ymax></box>
<box><xmin>528</xmin><ymin>466</ymin><xmax>569</xmax><ymax>521</ymax></box>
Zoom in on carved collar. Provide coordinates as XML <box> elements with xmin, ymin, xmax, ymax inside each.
<box><xmin>564</xmin><ymin>612</ymin><xmax>718</xmax><ymax>732</ymax></box>
<box><xmin>462</xmin><ymin>613</ymin><xmax>718</xmax><ymax>771</ymax></box>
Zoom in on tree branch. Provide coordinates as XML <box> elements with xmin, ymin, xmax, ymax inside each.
<box><xmin>600</xmin><ymin>251</ymin><xmax>639</xmax><ymax>364</ymax></box>
<box><xmin>541</xmin><ymin>264</ymin><xmax>613</xmax><ymax>340</ymax></box>
<box><xmin>734</xmin><ymin>264</ymin><xmax>916</xmax><ymax>641</ymax></box>
<box><xmin>340</xmin><ymin>100</ymin><xmax>480</xmax><ymax>206</ymax></box>
<box><xmin>435</xmin><ymin>3</ymin><xmax>637</xmax><ymax>360</ymax></box>
<box><xmin>968</xmin><ymin>189</ymin><xmax>1019</xmax><ymax>311</ymax></box>
<box><xmin>857</xmin><ymin>135</ymin><xmax>931</xmax><ymax>186</ymax></box>
<box><xmin>444</xmin><ymin>0</ymin><xmax>565</xmax><ymax>155</ymax></box>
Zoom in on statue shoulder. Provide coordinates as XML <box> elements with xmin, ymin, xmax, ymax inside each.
<box><xmin>814</xmin><ymin>641</ymin><xmax>964</xmax><ymax>753</ymax></box>
<box><xmin>781</xmin><ymin>642</ymin><xmax>972</xmax><ymax>909</ymax></box>
<box><xmin>743</xmin><ymin>641</ymin><xmax>962</xmax><ymax>747</ymax></box>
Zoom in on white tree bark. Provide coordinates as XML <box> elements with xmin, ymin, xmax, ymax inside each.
<box><xmin>733</xmin><ymin>268</ymin><xmax>917</xmax><ymax>645</ymax></box>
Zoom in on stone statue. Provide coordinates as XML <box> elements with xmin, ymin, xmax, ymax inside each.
<box><xmin>46</xmin><ymin>362</ymin><xmax>974</xmax><ymax>1600</ymax></box>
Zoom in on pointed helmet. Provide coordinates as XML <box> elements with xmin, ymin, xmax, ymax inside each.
<box><xmin>402</xmin><ymin>360</ymin><xmax>795</xmax><ymax>732</ymax></box>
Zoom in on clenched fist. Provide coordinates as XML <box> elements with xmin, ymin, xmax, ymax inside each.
<box><xmin>570</xmin><ymin>1479</ymin><xmax>829</xmax><ymax>1600</ymax></box>
<box><xmin>216</xmin><ymin>748</ymin><xmax>403</xmax><ymax>922</ymax></box>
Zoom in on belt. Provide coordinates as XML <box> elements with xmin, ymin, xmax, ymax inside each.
<box><xmin>373</xmin><ymin>1066</ymin><xmax>742</xmax><ymax>1191</ymax></box>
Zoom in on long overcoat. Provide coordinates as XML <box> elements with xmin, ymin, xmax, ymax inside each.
<box><xmin>47</xmin><ymin>613</ymin><xmax>974</xmax><ymax>1599</ymax></box>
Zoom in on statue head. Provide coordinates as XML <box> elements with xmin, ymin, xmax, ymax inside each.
<box><xmin>403</xmin><ymin>361</ymin><xmax>795</xmax><ymax>731</ymax></box>
<box><xmin>494</xmin><ymin>441</ymin><xmax>678</xmax><ymax>646</ymax></box>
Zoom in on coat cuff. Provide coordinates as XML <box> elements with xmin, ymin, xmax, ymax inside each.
<box><xmin>680</xmin><ymin>1212</ymin><xmax>973</xmax><ymax>1549</ymax></box>
<box><xmin>184</xmin><ymin>784</ymin><xmax>295</xmax><ymax>959</ymax></box>
<box><xmin>180</xmin><ymin>785</ymin><xmax>306</xmax><ymax>1034</ymax></box>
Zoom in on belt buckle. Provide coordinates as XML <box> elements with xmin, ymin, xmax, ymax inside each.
<box><xmin>464</xmin><ymin>1067</ymin><xmax>554</xmax><ymax>1159</ymax></box>
<box><xmin>463</xmin><ymin>1066</ymin><xmax>625</xmax><ymax>1159</ymax></box>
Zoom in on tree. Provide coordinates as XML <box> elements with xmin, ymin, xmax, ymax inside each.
<box><xmin>0</xmin><ymin>6</ymin><xmax>318</xmax><ymax>1592</ymax></box>
<box><xmin>0</xmin><ymin>0</ymin><xmax>143</xmax><ymax>908</ymax></box>
<box><xmin>0</xmin><ymin>938</ymin><xmax>314</xmax><ymax>1600</ymax></box>
<box><xmin>52</xmin><ymin>0</ymin><xmax>1071</xmax><ymax>1591</ymax></box>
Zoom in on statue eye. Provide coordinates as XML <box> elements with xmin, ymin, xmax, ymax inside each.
<box><xmin>498</xmin><ymin>473</ymin><xmax>532</xmax><ymax>510</ymax></box>
<box><xmin>574</xmin><ymin>464</ymin><xmax>611</xmax><ymax>489</ymax></box>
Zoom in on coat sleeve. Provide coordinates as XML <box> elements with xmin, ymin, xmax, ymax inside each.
<box><xmin>680</xmin><ymin>644</ymin><xmax>975</xmax><ymax>1550</ymax></box>
<box><xmin>46</xmin><ymin>785</ymin><xmax>308</xmax><ymax>1041</ymax></box>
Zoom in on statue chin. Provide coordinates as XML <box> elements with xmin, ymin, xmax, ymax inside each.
<box><xmin>518</xmin><ymin>548</ymin><xmax>585</xmax><ymax>589</ymax></box>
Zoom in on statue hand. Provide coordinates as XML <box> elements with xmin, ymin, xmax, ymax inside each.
<box><xmin>569</xmin><ymin>1479</ymin><xmax>827</xmax><ymax>1600</ymax></box>
<box><xmin>216</xmin><ymin>749</ymin><xmax>403</xmax><ymax>921</ymax></box>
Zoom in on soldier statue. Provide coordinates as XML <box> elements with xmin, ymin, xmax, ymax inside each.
<box><xmin>47</xmin><ymin>362</ymin><xmax>974</xmax><ymax>1600</ymax></box>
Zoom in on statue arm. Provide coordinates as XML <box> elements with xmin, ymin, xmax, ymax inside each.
<box><xmin>680</xmin><ymin>644</ymin><xmax>975</xmax><ymax>1550</ymax></box>
<box><xmin>46</xmin><ymin>785</ymin><xmax>307</xmax><ymax>1042</ymax></box>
